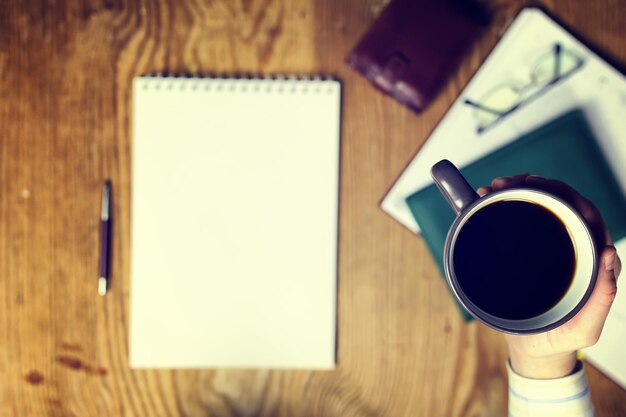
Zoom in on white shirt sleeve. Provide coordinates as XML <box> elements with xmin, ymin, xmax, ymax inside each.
<box><xmin>507</xmin><ymin>360</ymin><xmax>595</xmax><ymax>417</ymax></box>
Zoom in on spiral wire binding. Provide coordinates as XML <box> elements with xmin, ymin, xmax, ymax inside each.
<box><xmin>137</xmin><ymin>74</ymin><xmax>339</xmax><ymax>94</ymax></box>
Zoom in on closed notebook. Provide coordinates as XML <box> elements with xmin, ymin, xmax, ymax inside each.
<box><xmin>130</xmin><ymin>76</ymin><xmax>341</xmax><ymax>368</ymax></box>
<box><xmin>405</xmin><ymin>110</ymin><xmax>626</xmax><ymax>319</ymax></box>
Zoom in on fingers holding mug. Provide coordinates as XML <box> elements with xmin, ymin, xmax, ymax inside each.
<box><xmin>607</xmin><ymin>248</ymin><xmax>622</xmax><ymax>283</ymax></box>
<box><xmin>477</xmin><ymin>174</ymin><xmax>527</xmax><ymax>195</ymax></box>
<box><xmin>481</xmin><ymin>174</ymin><xmax>532</xmax><ymax>193</ymax></box>
<box><xmin>477</xmin><ymin>186</ymin><xmax>492</xmax><ymax>197</ymax></box>
<box><xmin>491</xmin><ymin>174</ymin><xmax>530</xmax><ymax>190</ymax></box>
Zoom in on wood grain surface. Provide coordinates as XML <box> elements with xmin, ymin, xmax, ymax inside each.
<box><xmin>0</xmin><ymin>0</ymin><xmax>624</xmax><ymax>416</ymax></box>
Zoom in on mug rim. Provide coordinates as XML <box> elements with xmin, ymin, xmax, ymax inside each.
<box><xmin>444</xmin><ymin>188</ymin><xmax>599</xmax><ymax>334</ymax></box>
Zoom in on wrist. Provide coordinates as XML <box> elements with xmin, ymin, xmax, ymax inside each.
<box><xmin>508</xmin><ymin>349</ymin><xmax>578</xmax><ymax>379</ymax></box>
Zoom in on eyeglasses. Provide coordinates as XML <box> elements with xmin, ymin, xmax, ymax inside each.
<box><xmin>464</xmin><ymin>43</ymin><xmax>585</xmax><ymax>134</ymax></box>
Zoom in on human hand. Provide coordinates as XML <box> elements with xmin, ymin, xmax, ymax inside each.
<box><xmin>477</xmin><ymin>174</ymin><xmax>622</xmax><ymax>379</ymax></box>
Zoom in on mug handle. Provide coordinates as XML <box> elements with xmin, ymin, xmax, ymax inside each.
<box><xmin>431</xmin><ymin>159</ymin><xmax>479</xmax><ymax>215</ymax></box>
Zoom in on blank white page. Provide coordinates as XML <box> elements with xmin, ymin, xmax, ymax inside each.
<box><xmin>129</xmin><ymin>76</ymin><xmax>341</xmax><ymax>369</ymax></box>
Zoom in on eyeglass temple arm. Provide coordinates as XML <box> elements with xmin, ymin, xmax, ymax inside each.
<box><xmin>463</xmin><ymin>99</ymin><xmax>507</xmax><ymax>116</ymax></box>
<box><xmin>552</xmin><ymin>43</ymin><xmax>562</xmax><ymax>84</ymax></box>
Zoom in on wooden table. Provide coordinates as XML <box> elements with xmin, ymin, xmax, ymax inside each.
<box><xmin>1</xmin><ymin>0</ymin><xmax>624</xmax><ymax>415</ymax></box>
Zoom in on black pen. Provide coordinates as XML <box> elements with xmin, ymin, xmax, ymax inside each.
<box><xmin>98</xmin><ymin>180</ymin><xmax>112</xmax><ymax>296</ymax></box>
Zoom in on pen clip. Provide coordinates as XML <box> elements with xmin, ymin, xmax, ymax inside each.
<box><xmin>101</xmin><ymin>181</ymin><xmax>111</xmax><ymax>220</ymax></box>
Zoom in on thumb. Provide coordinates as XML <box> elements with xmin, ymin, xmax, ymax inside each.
<box><xmin>566</xmin><ymin>246</ymin><xmax>618</xmax><ymax>347</ymax></box>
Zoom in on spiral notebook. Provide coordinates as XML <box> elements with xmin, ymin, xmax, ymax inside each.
<box><xmin>129</xmin><ymin>76</ymin><xmax>341</xmax><ymax>369</ymax></box>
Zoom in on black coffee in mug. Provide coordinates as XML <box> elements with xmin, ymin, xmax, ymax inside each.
<box><xmin>453</xmin><ymin>200</ymin><xmax>576</xmax><ymax>320</ymax></box>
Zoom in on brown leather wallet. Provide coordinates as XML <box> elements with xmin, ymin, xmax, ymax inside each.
<box><xmin>346</xmin><ymin>0</ymin><xmax>489</xmax><ymax>113</ymax></box>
